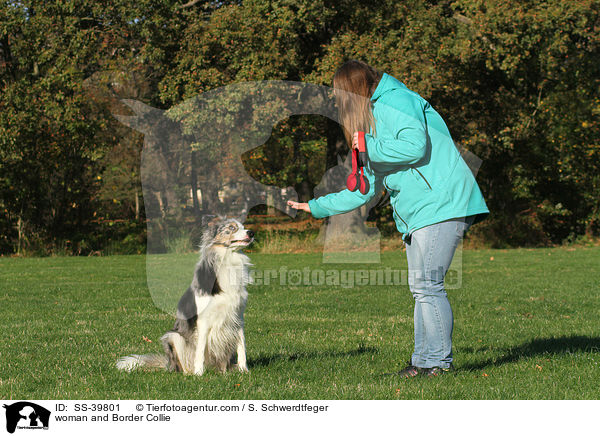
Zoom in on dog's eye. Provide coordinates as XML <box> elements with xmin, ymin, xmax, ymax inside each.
<box><xmin>229</xmin><ymin>225</ymin><xmax>236</xmax><ymax>231</ymax></box>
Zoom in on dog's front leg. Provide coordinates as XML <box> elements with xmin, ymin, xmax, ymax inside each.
<box><xmin>193</xmin><ymin>322</ymin><xmax>208</xmax><ymax>376</ymax></box>
<box><xmin>236</xmin><ymin>327</ymin><xmax>249</xmax><ymax>373</ymax></box>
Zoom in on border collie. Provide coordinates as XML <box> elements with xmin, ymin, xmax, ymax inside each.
<box><xmin>116</xmin><ymin>218</ymin><xmax>254</xmax><ymax>375</ymax></box>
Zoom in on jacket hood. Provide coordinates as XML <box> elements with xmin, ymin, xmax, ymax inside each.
<box><xmin>370</xmin><ymin>73</ymin><xmax>407</xmax><ymax>102</ymax></box>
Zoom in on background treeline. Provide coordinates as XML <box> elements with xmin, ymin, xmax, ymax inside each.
<box><xmin>1</xmin><ymin>0</ymin><xmax>598</xmax><ymax>255</ymax></box>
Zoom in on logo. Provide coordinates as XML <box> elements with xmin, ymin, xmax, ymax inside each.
<box><xmin>2</xmin><ymin>402</ymin><xmax>50</xmax><ymax>434</ymax></box>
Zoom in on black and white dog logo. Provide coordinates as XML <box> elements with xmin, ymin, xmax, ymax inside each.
<box><xmin>2</xmin><ymin>402</ymin><xmax>50</xmax><ymax>434</ymax></box>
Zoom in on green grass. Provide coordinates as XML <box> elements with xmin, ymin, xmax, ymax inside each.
<box><xmin>0</xmin><ymin>247</ymin><xmax>599</xmax><ymax>400</ymax></box>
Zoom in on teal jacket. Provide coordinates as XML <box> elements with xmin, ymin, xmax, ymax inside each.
<box><xmin>308</xmin><ymin>73</ymin><xmax>489</xmax><ymax>241</ymax></box>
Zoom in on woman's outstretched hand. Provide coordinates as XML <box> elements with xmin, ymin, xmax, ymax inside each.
<box><xmin>287</xmin><ymin>200</ymin><xmax>311</xmax><ymax>213</ymax></box>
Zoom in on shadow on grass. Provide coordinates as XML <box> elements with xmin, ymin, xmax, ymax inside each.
<box><xmin>460</xmin><ymin>335</ymin><xmax>600</xmax><ymax>371</ymax></box>
<box><xmin>249</xmin><ymin>345</ymin><xmax>378</xmax><ymax>368</ymax></box>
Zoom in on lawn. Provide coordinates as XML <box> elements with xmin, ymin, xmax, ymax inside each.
<box><xmin>0</xmin><ymin>247</ymin><xmax>599</xmax><ymax>400</ymax></box>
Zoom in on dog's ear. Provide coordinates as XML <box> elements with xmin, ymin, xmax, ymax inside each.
<box><xmin>200</xmin><ymin>215</ymin><xmax>221</xmax><ymax>248</ymax></box>
<box><xmin>201</xmin><ymin>214</ymin><xmax>219</xmax><ymax>227</ymax></box>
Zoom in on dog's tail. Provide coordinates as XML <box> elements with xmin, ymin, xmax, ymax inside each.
<box><xmin>115</xmin><ymin>354</ymin><xmax>168</xmax><ymax>372</ymax></box>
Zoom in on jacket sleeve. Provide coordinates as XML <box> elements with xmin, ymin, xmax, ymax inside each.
<box><xmin>308</xmin><ymin>163</ymin><xmax>382</xmax><ymax>219</ymax></box>
<box><xmin>364</xmin><ymin>94</ymin><xmax>428</xmax><ymax>165</ymax></box>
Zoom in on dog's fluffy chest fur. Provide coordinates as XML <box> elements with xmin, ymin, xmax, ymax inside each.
<box><xmin>195</xmin><ymin>249</ymin><xmax>251</xmax><ymax>328</ymax></box>
<box><xmin>188</xmin><ymin>248</ymin><xmax>252</xmax><ymax>369</ymax></box>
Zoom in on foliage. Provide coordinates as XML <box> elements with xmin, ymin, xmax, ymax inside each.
<box><xmin>0</xmin><ymin>0</ymin><xmax>599</xmax><ymax>254</ymax></box>
<box><xmin>242</xmin><ymin>115</ymin><xmax>329</xmax><ymax>201</ymax></box>
<box><xmin>0</xmin><ymin>0</ymin><xmax>184</xmax><ymax>254</ymax></box>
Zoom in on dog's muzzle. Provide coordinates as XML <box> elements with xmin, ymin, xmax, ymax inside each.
<box><xmin>232</xmin><ymin>230</ymin><xmax>254</xmax><ymax>246</ymax></box>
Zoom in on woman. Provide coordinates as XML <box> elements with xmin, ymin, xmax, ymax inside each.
<box><xmin>287</xmin><ymin>60</ymin><xmax>489</xmax><ymax>377</ymax></box>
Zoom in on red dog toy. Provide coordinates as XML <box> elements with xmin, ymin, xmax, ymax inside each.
<box><xmin>346</xmin><ymin>131</ymin><xmax>370</xmax><ymax>195</ymax></box>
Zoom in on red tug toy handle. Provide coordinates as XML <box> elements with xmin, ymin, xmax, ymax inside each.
<box><xmin>346</xmin><ymin>131</ymin><xmax>370</xmax><ymax>195</ymax></box>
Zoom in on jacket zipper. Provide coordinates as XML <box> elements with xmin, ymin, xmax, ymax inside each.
<box><xmin>384</xmin><ymin>176</ymin><xmax>408</xmax><ymax>231</ymax></box>
<box><xmin>412</xmin><ymin>167</ymin><xmax>432</xmax><ymax>190</ymax></box>
<box><xmin>393</xmin><ymin>209</ymin><xmax>409</xmax><ymax>235</ymax></box>
<box><xmin>395</xmin><ymin>211</ymin><xmax>408</xmax><ymax>229</ymax></box>
<box><xmin>390</xmin><ymin>196</ymin><xmax>408</xmax><ymax>231</ymax></box>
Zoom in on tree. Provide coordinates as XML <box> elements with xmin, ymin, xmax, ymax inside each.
<box><xmin>0</xmin><ymin>0</ymin><xmax>188</xmax><ymax>253</ymax></box>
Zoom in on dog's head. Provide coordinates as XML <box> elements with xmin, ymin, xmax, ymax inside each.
<box><xmin>202</xmin><ymin>217</ymin><xmax>254</xmax><ymax>250</ymax></box>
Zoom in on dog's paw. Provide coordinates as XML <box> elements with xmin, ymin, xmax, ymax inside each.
<box><xmin>193</xmin><ymin>366</ymin><xmax>205</xmax><ymax>376</ymax></box>
<box><xmin>237</xmin><ymin>364</ymin><xmax>249</xmax><ymax>373</ymax></box>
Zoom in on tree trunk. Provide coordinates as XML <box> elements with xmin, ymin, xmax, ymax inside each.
<box><xmin>17</xmin><ymin>216</ymin><xmax>24</xmax><ymax>255</ymax></box>
<box><xmin>267</xmin><ymin>191</ymin><xmax>275</xmax><ymax>215</ymax></box>
<box><xmin>134</xmin><ymin>188</ymin><xmax>140</xmax><ymax>220</ymax></box>
<box><xmin>190</xmin><ymin>151</ymin><xmax>200</xmax><ymax>215</ymax></box>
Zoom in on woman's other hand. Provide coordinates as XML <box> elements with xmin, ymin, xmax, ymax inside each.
<box><xmin>287</xmin><ymin>201</ymin><xmax>311</xmax><ymax>213</ymax></box>
<box><xmin>352</xmin><ymin>131</ymin><xmax>360</xmax><ymax>150</ymax></box>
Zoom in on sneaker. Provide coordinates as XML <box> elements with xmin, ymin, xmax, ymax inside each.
<box><xmin>422</xmin><ymin>365</ymin><xmax>454</xmax><ymax>377</ymax></box>
<box><xmin>389</xmin><ymin>363</ymin><xmax>423</xmax><ymax>378</ymax></box>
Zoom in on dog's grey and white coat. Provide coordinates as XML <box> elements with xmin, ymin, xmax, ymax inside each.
<box><xmin>116</xmin><ymin>218</ymin><xmax>254</xmax><ymax>375</ymax></box>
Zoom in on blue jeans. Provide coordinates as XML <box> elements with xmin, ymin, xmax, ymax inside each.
<box><xmin>404</xmin><ymin>217</ymin><xmax>473</xmax><ymax>369</ymax></box>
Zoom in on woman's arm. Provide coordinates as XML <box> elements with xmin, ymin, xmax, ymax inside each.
<box><xmin>288</xmin><ymin>164</ymin><xmax>381</xmax><ymax>219</ymax></box>
<box><xmin>364</xmin><ymin>94</ymin><xmax>428</xmax><ymax>166</ymax></box>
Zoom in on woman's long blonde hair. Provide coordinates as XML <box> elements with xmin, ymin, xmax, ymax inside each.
<box><xmin>332</xmin><ymin>60</ymin><xmax>382</xmax><ymax>148</ymax></box>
